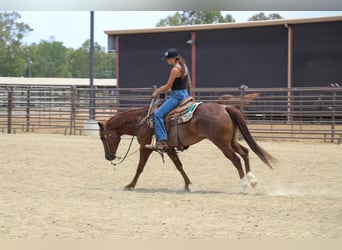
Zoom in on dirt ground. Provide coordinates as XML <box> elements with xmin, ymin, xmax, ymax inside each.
<box><xmin>0</xmin><ymin>133</ymin><xmax>341</xmax><ymax>239</ymax></box>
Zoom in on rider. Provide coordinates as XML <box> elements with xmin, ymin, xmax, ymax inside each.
<box><xmin>145</xmin><ymin>48</ymin><xmax>191</xmax><ymax>151</ymax></box>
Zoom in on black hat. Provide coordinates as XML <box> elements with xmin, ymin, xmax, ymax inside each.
<box><xmin>163</xmin><ymin>48</ymin><xmax>179</xmax><ymax>60</ymax></box>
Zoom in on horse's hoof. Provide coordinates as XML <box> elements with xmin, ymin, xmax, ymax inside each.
<box><xmin>124</xmin><ymin>185</ymin><xmax>135</xmax><ymax>191</ymax></box>
<box><xmin>247</xmin><ymin>172</ymin><xmax>257</xmax><ymax>188</ymax></box>
<box><xmin>239</xmin><ymin>189</ymin><xmax>248</xmax><ymax>194</ymax></box>
<box><xmin>184</xmin><ymin>183</ymin><xmax>192</xmax><ymax>192</ymax></box>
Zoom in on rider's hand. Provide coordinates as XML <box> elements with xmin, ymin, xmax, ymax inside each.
<box><xmin>152</xmin><ymin>89</ymin><xmax>159</xmax><ymax>98</ymax></box>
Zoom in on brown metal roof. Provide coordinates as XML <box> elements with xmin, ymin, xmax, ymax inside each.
<box><xmin>0</xmin><ymin>77</ymin><xmax>117</xmax><ymax>87</ymax></box>
<box><xmin>104</xmin><ymin>15</ymin><xmax>342</xmax><ymax>35</ymax></box>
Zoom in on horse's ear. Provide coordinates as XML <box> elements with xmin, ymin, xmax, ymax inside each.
<box><xmin>98</xmin><ymin>121</ymin><xmax>104</xmax><ymax>130</ymax></box>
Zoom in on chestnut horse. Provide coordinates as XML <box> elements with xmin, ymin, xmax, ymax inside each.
<box><xmin>98</xmin><ymin>102</ymin><xmax>276</xmax><ymax>193</ymax></box>
<box><xmin>217</xmin><ymin>92</ymin><xmax>260</xmax><ymax>111</ymax></box>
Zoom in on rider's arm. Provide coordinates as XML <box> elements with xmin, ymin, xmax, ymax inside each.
<box><xmin>152</xmin><ymin>67</ymin><xmax>180</xmax><ymax>97</ymax></box>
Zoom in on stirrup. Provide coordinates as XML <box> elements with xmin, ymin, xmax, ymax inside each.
<box><xmin>156</xmin><ymin>141</ymin><xmax>168</xmax><ymax>164</ymax></box>
<box><xmin>156</xmin><ymin>141</ymin><xmax>169</xmax><ymax>152</ymax></box>
<box><xmin>144</xmin><ymin>137</ymin><xmax>169</xmax><ymax>152</ymax></box>
<box><xmin>145</xmin><ymin>135</ymin><xmax>157</xmax><ymax>150</ymax></box>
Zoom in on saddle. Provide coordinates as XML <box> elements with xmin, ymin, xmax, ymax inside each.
<box><xmin>147</xmin><ymin>96</ymin><xmax>202</xmax><ymax>149</ymax></box>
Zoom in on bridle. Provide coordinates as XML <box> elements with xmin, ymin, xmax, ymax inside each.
<box><xmin>101</xmin><ymin>129</ymin><xmax>136</xmax><ymax>167</ymax></box>
<box><xmin>101</xmin><ymin>105</ymin><xmax>151</xmax><ymax>167</ymax></box>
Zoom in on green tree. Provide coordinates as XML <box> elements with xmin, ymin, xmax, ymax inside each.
<box><xmin>0</xmin><ymin>11</ymin><xmax>115</xmax><ymax>78</ymax></box>
<box><xmin>22</xmin><ymin>44</ymin><xmax>38</xmax><ymax>77</ymax></box>
<box><xmin>156</xmin><ymin>11</ymin><xmax>235</xmax><ymax>26</ymax></box>
<box><xmin>0</xmin><ymin>11</ymin><xmax>33</xmax><ymax>76</ymax></box>
<box><xmin>32</xmin><ymin>40</ymin><xmax>71</xmax><ymax>77</ymax></box>
<box><xmin>69</xmin><ymin>40</ymin><xmax>116</xmax><ymax>78</ymax></box>
<box><xmin>248</xmin><ymin>12</ymin><xmax>283</xmax><ymax>21</ymax></box>
<box><xmin>69</xmin><ymin>46</ymin><xmax>89</xmax><ymax>78</ymax></box>
<box><xmin>95</xmin><ymin>50</ymin><xmax>116</xmax><ymax>78</ymax></box>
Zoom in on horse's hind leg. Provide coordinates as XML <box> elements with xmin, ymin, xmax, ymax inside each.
<box><xmin>167</xmin><ymin>148</ymin><xmax>192</xmax><ymax>191</ymax></box>
<box><xmin>232</xmin><ymin>140</ymin><xmax>257</xmax><ymax>188</ymax></box>
<box><xmin>218</xmin><ymin>144</ymin><xmax>249</xmax><ymax>193</ymax></box>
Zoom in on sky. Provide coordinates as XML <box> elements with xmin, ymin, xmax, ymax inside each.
<box><xmin>17</xmin><ymin>11</ymin><xmax>342</xmax><ymax>50</ymax></box>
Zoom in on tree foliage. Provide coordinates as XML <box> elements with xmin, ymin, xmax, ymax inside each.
<box><xmin>69</xmin><ymin>40</ymin><xmax>116</xmax><ymax>78</ymax></box>
<box><xmin>0</xmin><ymin>12</ymin><xmax>33</xmax><ymax>76</ymax></box>
<box><xmin>0</xmin><ymin>11</ymin><xmax>115</xmax><ymax>78</ymax></box>
<box><xmin>156</xmin><ymin>11</ymin><xmax>235</xmax><ymax>26</ymax></box>
<box><xmin>248</xmin><ymin>12</ymin><xmax>283</xmax><ymax>21</ymax></box>
<box><xmin>34</xmin><ymin>41</ymin><xmax>71</xmax><ymax>77</ymax></box>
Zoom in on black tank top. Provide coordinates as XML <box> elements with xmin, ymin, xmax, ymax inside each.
<box><xmin>171</xmin><ymin>66</ymin><xmax>187</xmax><ymax>90</ymax></box>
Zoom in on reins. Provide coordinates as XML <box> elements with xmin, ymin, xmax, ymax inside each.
<box><xmin>110</xmin><ymin>135</ymin><xmax>136</xmax><ymax>167</ymax></box>
<box><xmin>108</xmin><ymin>93</ymin><xmax>157</xmax><ymax>167</ymax></box>
<box><xmin>110</xmin><ymin>108</ymin><xmax>151</xmax><ymax>167</ymax></box>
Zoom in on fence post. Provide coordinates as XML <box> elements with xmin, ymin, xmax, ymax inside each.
<box><xmin>238</xmin><ymin>85</ymin><xmax>247</xmax><ymax>141</ymax></box>
<box><xmin>239</xmin><ymin>85</ymin><xmax>247</xmax><ymax>113</ymax></box>
<box><xmin>70</xmin><ymin>85</ymin><xmax>76</xmax><ymax>135</ymax></box>
<box><xmin>26</xmin><ymin>86</ymin><xmax>31</xmax><ymax>132</ymax></box>
<box><xmin>331</xmin><ymin>89</ymin><xmax>336</xmax><ymax>143</ymax></box>
<box><xmin>287</xmin><ymin>88</ymin><xmax>293</xmax><ymax>123</ymax></box>
<box><xmin>7</xmin><ymin>87</ymin><xmax>13</xmax><ymax>134</ymax></box>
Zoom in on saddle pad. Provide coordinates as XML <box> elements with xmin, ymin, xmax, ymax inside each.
<box><xmin>174</xmin><ymin>102</ymin><xmax>202</xmax><ymax>124</ymax></box>
<box><xmin>147</xmin><ymin>102</ymin><xmax>202</xmax><ymax>128</ymax></box>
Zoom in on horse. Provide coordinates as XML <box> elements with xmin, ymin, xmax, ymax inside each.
<box><xmin>98</xmin><ymin>100</ymin><xmax>277</xmax><ymax>193</ymax></box>
<box><xmin>217</xmin><ymin>92</ymin><xmax>260</xmax><ymax>111</ymax></box>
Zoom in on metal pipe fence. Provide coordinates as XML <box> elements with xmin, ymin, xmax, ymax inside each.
<box><xmin>1</xmin><ymin>85</ymin><xmax>341</xmax><ymax>143</ymax></box>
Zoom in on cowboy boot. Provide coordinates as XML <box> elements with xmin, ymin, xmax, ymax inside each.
<box><xmin>145</xmin><ymin>138</ymin><xmax>169</xmax><ymax>152</ymax></box>
<box><xmin>156</xmin><ymin>140</ymin><xmax>169</xmax><ymax>151</ymax></box>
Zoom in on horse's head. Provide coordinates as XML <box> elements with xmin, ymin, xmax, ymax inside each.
<box><xmin>98</xmin><ymin>120</ymin><xmax>121</xmax><ymax>161</ymax></box>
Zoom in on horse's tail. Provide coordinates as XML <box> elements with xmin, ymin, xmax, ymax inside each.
<box><xmin>225</xmin><ymin>105</ymin><xmax>277</xmax><ymax>168</ymax></box>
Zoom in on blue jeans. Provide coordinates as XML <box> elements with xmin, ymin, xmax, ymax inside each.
<box><xmin>155</xmin><ymin>89</ymin><xmax>189</xmax><ymax>141</ymax></box>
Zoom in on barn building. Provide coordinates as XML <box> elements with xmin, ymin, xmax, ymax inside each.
<box><xmin>105</xmin><ymin>15</ymin><xmax>342</xmax><ymax>89</ymax></box>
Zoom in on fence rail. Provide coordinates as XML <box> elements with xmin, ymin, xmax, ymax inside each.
<box><xmin>1</xmin><ymin>85</ymin><xmax>341</xmax><ymax>143</ymax></box>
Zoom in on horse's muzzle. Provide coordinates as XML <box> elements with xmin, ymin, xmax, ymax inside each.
<box><xmin>105</xmin><ymin>153</ymin><xmax>116</xmax><ymax>161</ymax></box>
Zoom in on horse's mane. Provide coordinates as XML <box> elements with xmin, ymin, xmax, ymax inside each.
<box><xmin>107</xmin><ymin>106</ymin><xmax>149</xmax><ymax>124</ymax></box>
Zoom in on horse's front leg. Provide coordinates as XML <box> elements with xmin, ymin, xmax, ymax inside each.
<box><xmin>124</xmin><ymin>147</ymin><xmax>152</xmax><ymax>190</ymax></box>
<box><xmin>167</xmin><ymin>148</ymin><xmax>192</xmax><ymax>191</ymax></box>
